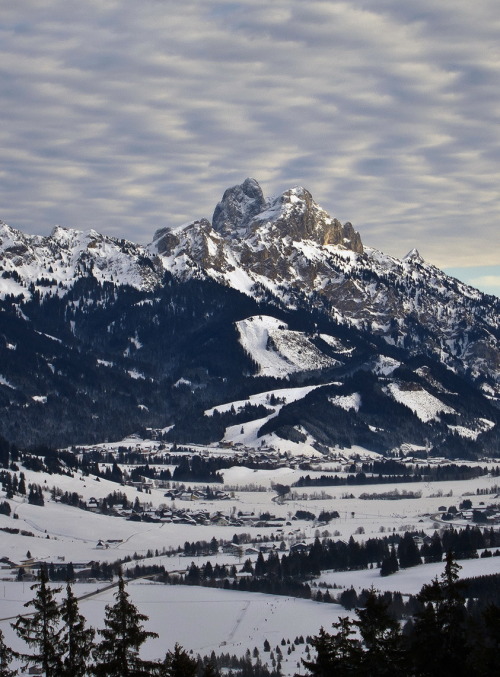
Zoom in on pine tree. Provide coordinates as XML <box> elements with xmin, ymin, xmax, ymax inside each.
<box><xmin>160</xmin><ymin>643</ymin><xmax>197</xmax><ymax>677</ymax></box>
<box><xmin>93</xmin><ymin>575</ymin><xmax>159</xmax><ymax>677</ymax></box>
<box><xmin>12</xmin><ymin>567</ymin><xmax>63</xmax><ymax>676</ymax></box>
<box><xmin>59</xmin><ymin>582</ymin><xmax>95</xmax><ymax>677</ymax></box>
<box><xmin>397</xmin><ymin>532</ymin><xmax>421</xmax><ymax>568</ymax></box>
<box><xmin>301</xmin><ymin>619</ymin><xmax>363</xmax><ymax>677</ymax></box>
<box><xmin>410</xmin><ymin>552</ymin><xmax>469</xmax><ymax>677</ymax></box>
<box><xmin>0</xmin><ymin>629</ymin><xmax>17</xmax><ymax>677</ymax></box>
<box><xmin>201</xmin><ymin>660</ymin><xmax>219</xmax><ymax>677</ymax></box>
<box><xmin>355</xmin><ymin>589</ymin><xmax>406</xmax><ymax>676</ymax></box>
<box><xmin>380</xmin><ymin>545</ymin><xmax>398</xmax><ymax>577</ymax></box>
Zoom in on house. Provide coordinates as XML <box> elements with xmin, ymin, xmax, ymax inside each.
<box><xmin>245</xmin><ymin>547</ymin><xmax>260</xmax><ymax>555</ymax></box>
<box><xmin>290</xmin><ymin>542</ymin><xmax>309</xmax><ymax>554</ymax></box>
<box><xmin>222</xmin><ymin>543</ymin><xmax>240</xmax><ymax>555</ymax></box>
<box><xmin>87</xmin><ymin>497</ymin><xmax>99</xmax><ymax>512</ymax></box>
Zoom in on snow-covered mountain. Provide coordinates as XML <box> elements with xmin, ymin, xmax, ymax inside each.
<box><xmin>0</xmin><ymin>220</ymin><xmax>162</xmax><ymax>294</ymax></box>
<box><xmin>0</xmin><ymin>181</ymin><xmax>498</xmax><ymax>455</ymax></box>
<box><xmin>150</xmin><ymin>179</ymin><xmax>499</xmax><ymax>389</ymax></box>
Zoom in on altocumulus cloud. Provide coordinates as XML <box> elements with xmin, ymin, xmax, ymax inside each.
<box><xmin>1</xmin><ymin>0</ymin><xmax>499</xmax><ymax>285</ymax></box>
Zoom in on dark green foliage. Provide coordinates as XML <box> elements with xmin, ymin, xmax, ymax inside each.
<box><xmin>355</xmin><ymin>590</ymin><xmax>406</xmax><ymax>675</ymax></box>
<box><xmin>421</xmin><ymin>532</ymin><xmax>443</xmax><ymax>563</ymax></box>
<box><xmin>59</xmin><ymin>583</ymin><xmax>95</xmax><ymax>677</ymax></box>
<box><xmin>301</xmin><ymin>620</ymin><xmax>362</xmax><ymax>677</ymax></box>
<box><xmin>380</xmin><ymin>545</ymin><xmax>399</xmax><ymax>577</ymax></box>
<box><xmin>93</xmin><ymin>575</ymin><xmax>158</xmax><ymax>676</ymax></box>
<box><xmin>12</xmin><ymin>567</ymin><xmax>63</xmax><ymax>676</ymax></box>
<box><xmin>160</xmin><ymin>644</ymin><xmax>197</xmax><ymax>677</ymax></box>
<box><xmin>302</xmin><ymin>555</ymin><xmax>500</xmax><ymax>677</ymax></box>
<box><xmin>0</xmin><ymin>629</ymin><xmax>17</xmax><ymax>677</ymax></box>
<box><xmin>397</xmin><ymin>532</ymin><xmax>422</xmax><ymax>568</ymax></box>
<box><xmin>27</xmin><ymin>484</ymin><xmax>44</xmax><ymax>506</ymax></box>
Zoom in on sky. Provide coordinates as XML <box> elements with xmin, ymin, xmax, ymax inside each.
<box><xmin>1</xmin><ymin>0</ymin><xmax>499</xmax><ymax>297</ymax></box>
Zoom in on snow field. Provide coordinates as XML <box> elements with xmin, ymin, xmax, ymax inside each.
<box><xmin>1</xmin><ymin>459</ymin><xmax>500</xmax><ymax>675</ymax></box>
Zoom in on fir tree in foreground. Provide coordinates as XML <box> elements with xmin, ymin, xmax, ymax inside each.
<box><xmin>59</xmin><ymin>582</ymin><xmax>95</xmax><ymax>677</ymax></box>
<box><xmin>410</xmin><ymin>551</ymin><xmax>471</xmax><ymax>677</ymax></box>
<box><xmin>160</xmin><ymin>643</ymin><xmax>197</xmax><ymax>677</ymax></box>
<box><xmin>93</xmin><ymin>574</ymin><xmax>158</xmax><ymax>677</ymax></box>
<box><xmin>300</xmin><ymin>552</ymin><xmax>500</xmax><ymax>677</ymax></box>
<box><xmin>301</xmin><ymin>620</ymin><xmax>362</xmax><ymax>677</ymax></box>
<box><xmin>12</xmin><ymin>567</ymin><xmax>63</xmax><ymax>676</ymax></box>
<box><xmin>0</xmin><ymin>629</ymin><xmax>17</xmax><ymax>677</ymax></box>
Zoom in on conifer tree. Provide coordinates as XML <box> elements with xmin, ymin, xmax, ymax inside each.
<box><xmin>59</xmin><ymin>582</ymin><xmax>95</xmax><ymax>677</ymax></box>
<box><xmin>12</xmin><ymin>567</ymin><xmax>63</xmax><ymax>676</ymax></box>
<box><xmin>0</xmin><ymin>629</ymin><xmax>17</xmax><ymax>677</ymax></box>
<box><xmin>355</xmin><ymin>589</ymin><xmax>406</xmax><ymax>676</ymax></box>
<box><xmin>201</xmin><ymin>660</ymin><xmax>219</xmax><ymax>677</ymax></box>
<box><xmin>397</xmin><ymin>532</ymin><xmax>421</xmax><ymax>568</ymax></box>
<box><xmin>380</xmin><ymin>545</ymin><xmax>398</xmax><ymax>577</ymax></box>
<box><xmin>160</xmin><ymin>643</ymin><xmax>197</xmax><ymax>677</ymax></box>
<box><xmin>93</xmin><ymin>575</ymin><xmax>158</xmax><ymax>677</ymax></box>
<box><xmin>410</xmin><ymin>551</ymin><xmax>468</xmax><ymax>677</ymax></box>
<box><xmin>301</xmin><ymin>619</ymin><xmax>362</xmax><ymax>677</ymax></box>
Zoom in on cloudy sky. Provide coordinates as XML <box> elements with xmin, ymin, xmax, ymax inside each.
<box><xmin>1</xmin><ymin>1</ymin><xmax>499</xmax><ymax>296</ymax></box>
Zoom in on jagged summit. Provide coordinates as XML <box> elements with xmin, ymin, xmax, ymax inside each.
<box><xmin>212</xmin><ymin>177</ymin><xmax>266</xmax><ymax>238</ymax></box>
<box><xmin>1</xmin><ymin>178</ymin><xmax>499</xmax><ymax>407</ymax></box>
<box><xmin>0</xmin><ymin>178</ymin><xmax>499</xmax><ymax>450</ymax></box>
<box><xmin>210</xmin><ymin>179</ymin><xmax>363</xmax><ymax>253</ymax></box>
<box><xmin>149</xmin><ymin>180</ymin><xmax>366</xmax><ymax>298</ymax></box>
<box><xmin>404</xmin><ymin>248</ymin><xmax>424</xmax><ymax>264</ymax></box>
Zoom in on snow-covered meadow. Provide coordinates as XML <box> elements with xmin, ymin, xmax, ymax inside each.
<box><xmin>1</xmin><ymin>450</ymin><xmax>500</xmax><ymax>674</ymax></box>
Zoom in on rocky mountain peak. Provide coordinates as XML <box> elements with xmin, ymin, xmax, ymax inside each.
<box><xmin>211</xmin><ymin>179</ymin><xmax>363</xmax><ymax>254</ymax></box>
<box><xmin>404</xmin><ymin>248</ymin><xmax>424</xmax><ymax>264</ymax></box>
<box><xmin>247</xmin><ymin>184</ymin><xmax>363</xmax><ymax>254</ymax></box>
<box><xmin>212</xmin><ymin>178</ymin><xmax>266</xmax><ymax>238</ymax></box>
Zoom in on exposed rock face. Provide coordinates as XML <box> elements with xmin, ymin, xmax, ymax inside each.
<box><xmin>0</xmin><ymin>179</ymin><xmax>499</xmax><ymax>451</ymax></box>
<box><xmin>146</xmin><ymin>179</ymin><xmax>499</xmax><ymax>390</ymax></box>
<box><xmin>1</xmin><ymin>179</ymin><xmax>498</xmax><ymax>395</ymax></box>
<box><xmin>249</xmin><ymin>185</ymin><xmax>363</xmax><ymax>253</ymax></box>
<box><xmin>212</xmin><ymin>179</ymin><xmax>363</xmax><ymax>254</ymax></box>
<box><xmin>212</xmin><ymin>178</ymin><xmax>266</xmax><ymax>238</ymax></box>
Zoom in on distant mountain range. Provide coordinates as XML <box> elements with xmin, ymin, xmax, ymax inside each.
<box><xmin>0</xmin><ymin>179</ymin><xmax>498</xmax><ymax>456</ymax></box>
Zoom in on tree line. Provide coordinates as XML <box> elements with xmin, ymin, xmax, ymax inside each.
<box><xmin>294</xmin><ymin>462</ymin><xmax>491</xmax><ymax>487</ymax></box>
<box><xmin>0</xmin><ymin>566</ymin><xmax>281</xmax><ymax>677</ymax></box>
<box><xmin>302</xmin><ymin>553</ymin><xmax>500</xmax><ymax>677</ymax></box>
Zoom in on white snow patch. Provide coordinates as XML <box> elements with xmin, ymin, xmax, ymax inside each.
<box><xmin>97</xmin><ymin>359</ymin><xmax>114</xmax><ymax>368</ymax></box>
<box><xmin>127</xmin><ymin>369</ymin><xmax>146</xmax><ymax>380</ymax></box>
<box><xmin>206</xmin><ymin>384</ymin><xmax>327</xmax><ymax>417</ymax></box>
<box><xmin>385</xmin><ymin>383</ymin><xmax>455</xmax><ymax>422</ymax></box>
<box><xmin>319</xmin><ymin>334</ymin><xmax>353</xmax><ymax>354</ymax></box>
<box><xmin>448</xmin><ymin>418</ymin><xmax>495</xmax><ymax>440</ymax></box>
<box><xmin>174</xmin><ymin>378</ymin><xmax>192</xmax><ymax>388</ymax></box>
<box><xmin>372</xmin><ymin>356</ymin><xmax>401</xmax><ymax>375</ymax></box>
<box><xmin>329</xmin><ymin>393</ymin><xmax>361</xmax><ymax>412</ymax></box>
<box><xmin>129</xmin><ymin>336</ymin><xmax>143</xmax><ymax>350</ymax></box>
<box><xmin>236</xmin><ymin>315</ymin><xmax>337</xmax><ymax>378</ymax></box>
<box><xmin>0</xmin><ymin>375</ymin><xmax>15</xmax><ymax>389</ymax></box>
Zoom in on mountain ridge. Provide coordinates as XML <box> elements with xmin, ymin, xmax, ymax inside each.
<box><xmin>0</xmin><ymin>180</ymin><xmax>498</xmax><ymax>453</ymax></box>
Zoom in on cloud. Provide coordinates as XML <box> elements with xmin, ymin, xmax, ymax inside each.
<box><xmin>443</xmin><ymin>266</ymin><xmax>500</xmax><ymax>298</ymax></box>
<box><xmin>0</xmin><ymin>0</ymin><xmax>499</xmax><ymax>271</ymax></box>
<box><xmin>468</xmin><ymin>275</ymin><xmax>500</xmax><ymax>298</ymax></box>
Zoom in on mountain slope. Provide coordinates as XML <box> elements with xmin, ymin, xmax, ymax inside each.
<box><xmin>0</xmin><ymin>180</ymin><xmax>498</xmax><ymax>456</ymax></box>
<box><xmin>150</xmin><ymin>180</ymin><xmax>499</xmax><ymax>392</ymax></box>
